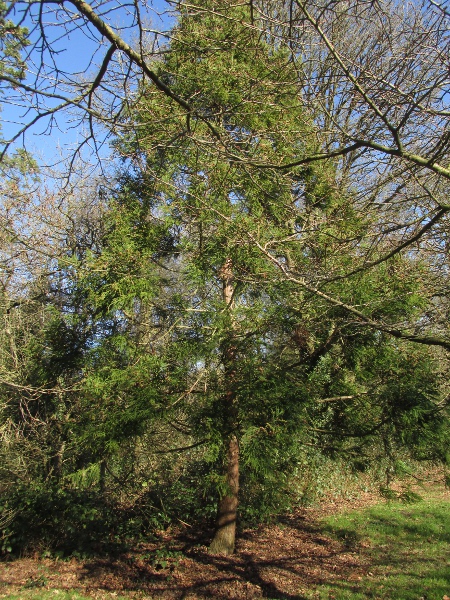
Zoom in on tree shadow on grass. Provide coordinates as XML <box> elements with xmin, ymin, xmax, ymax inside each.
<box><xmin>3</xmin><ymin>498</ymin><xmax>448</xmax><ymax>599</ymax></box>
<box><xmin>319</xmin><ymin>503</ymin><xmax>450</xmax><ymax>599</ymax></box>
<box><xmin>77</xmin><ymin>501</ymin><xmax>450</xmax><ymax>599</ymax></box>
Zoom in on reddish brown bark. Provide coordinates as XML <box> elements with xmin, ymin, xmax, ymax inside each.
<box><xmin>209</xmin><ymin>258</ymin><xmax>240</xmax><ymax>555</ymax></box>
<box><xmin>209</xmin><ymin>434</ymin><xmax>239</xmax><ymax>555</ymax></box>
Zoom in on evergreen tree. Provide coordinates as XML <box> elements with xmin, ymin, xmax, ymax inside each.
<box><xmin>101</xmin><ymin>0</ymin><xmax>448</xmax><ymax>554</ymax></box>
<box><xmin>0</xmin><ymin>0</ymin><xmax>448</xmax><ymax>557</ymax></box>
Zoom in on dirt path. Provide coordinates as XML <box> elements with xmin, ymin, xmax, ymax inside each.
<box><xmin>0</xmin><ymin>486</ymin><xmax>447</xmax><ymax>599</ymax></box>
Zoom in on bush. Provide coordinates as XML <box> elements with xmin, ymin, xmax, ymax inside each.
<box><xmin>1</xmin><ymin>484</ymin><xmax>124</xmax><ymax>556</ymax></box>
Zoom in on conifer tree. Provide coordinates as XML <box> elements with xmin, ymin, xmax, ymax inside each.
<box><xmin>0</xmin><ymin>0</ymin><xmax>448</xmax><ymax>556</ymax></box>
<box><xmin>107</xmin><ymin>0</ymin><xmax>447</xmax><ymax>554</ymax></box>
<box><xmin>113</xmin><ymin>0</ymin><xmax>323</xmax><ymax>554</ymax></box>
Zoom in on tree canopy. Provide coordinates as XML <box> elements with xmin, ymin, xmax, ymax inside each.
<box><xmin>0</xmin><ymin>0</ymin><xmax>449</xmax><ymax>556</ymax></box>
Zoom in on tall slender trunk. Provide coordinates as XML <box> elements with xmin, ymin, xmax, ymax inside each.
<box><xmin>48</xmin><ymin>440</ymin><xmax>65</xmax><ymax>482</ymax></box>
<box><xmin>209</xmin><ymin>434</ymin><xmax>239</xmax><ymax>555</ymax></box>
<box><xmin>209</xmin><ymin>258</ymin><xmax>240</xmax><ymax>555</ymax></box>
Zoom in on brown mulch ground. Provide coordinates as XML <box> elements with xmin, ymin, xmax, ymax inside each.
<box><xmin>0</xmin><ymin>486</ymin><xmax>448</xmax><ymax>600</ymax></box>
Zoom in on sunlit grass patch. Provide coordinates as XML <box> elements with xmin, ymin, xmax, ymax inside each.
<box><xmin>1</xmin><ymin>591</ymin><xmax>93</xmax><ymax>600</ymax></box>
<box><xmin>0</xmin><ymin>591</ymin><xmax>133</xmax><ymax>600</ymax></box>
<box><xmin>307</xmin><ymin>496</ymin><xmax>450</xmax><ymax>599</ymax></box>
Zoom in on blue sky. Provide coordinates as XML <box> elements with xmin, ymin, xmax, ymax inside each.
<box><xmin>1</xmin><ymin>0</ymin><xmax>175</xmax><ymax>167</ymax></box>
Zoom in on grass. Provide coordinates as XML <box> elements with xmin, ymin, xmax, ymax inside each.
<box><xmin>1</xmin><ymin>593</ymin><xmax>93</xmax><ymax>600</ymax></box>
<box><xmin>1</xmin><ymin>591</ymin><xmax>132</xmax><ymax>600</ymax></box>
<box><xmin>2</xmin><ymin>489</ymin><xmax>448</xmax><ymax>600</ymax></box>
<box><xmin>307</xmin><ymin>494</ymin><xmax>450</xmax><ymax>599</ymax></box>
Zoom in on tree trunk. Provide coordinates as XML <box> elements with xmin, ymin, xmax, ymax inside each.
<box><xmin>209</xmin><ymin>258</ymin><xmax>240</xmax><ymax>555</ymax></box>
<box><xmin>209</xmin><ymin>434</ymin><xmax>239</xmax><ymax>555</ymax></box>
<box><xmin>48</xmin><ymin>440</ymin><xmax>65</xmax><ymax>482</ymax></box>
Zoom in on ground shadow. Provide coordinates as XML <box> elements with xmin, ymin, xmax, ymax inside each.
<box><xmin>75</xmin><ymin>512</ymin><xmax>365</xmax><ymax>599</ymax></box>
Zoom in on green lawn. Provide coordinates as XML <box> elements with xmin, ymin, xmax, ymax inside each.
<box><xmin>1</xmin><ymin>593</ymin><xmax>93</xmax><ymax>600</ymax></box>
<box><xmin>307</xmin><ymin>495</ymin><xmax>450</xmax><ymax>599</ymax></box>
<box><xmin>1</xmin><ymin>591</ymin><xmax>131</xmax><ymax>600</ymax></box>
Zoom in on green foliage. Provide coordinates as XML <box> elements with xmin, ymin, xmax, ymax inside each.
<box><xmin>141</xmin><ymin>546</ymin><xmax>184</xmax><ymax>570</ymax></box>
<box><xmin>87</xmin><ymin>0</ymin><xmax>449</xmax><ymax>534</ymax></box>
<box><xmin>0</xmin><ymin>0</ymin><xmax>29</xmax><ymax>82</ymax></box>
<box><xmin>1</xmin><ymin>484</ymin><xmax>106</xmax><ymax>555</ymax></box>
<box><xmin>0</xmin><ymin>480</ymin><xmax>180</xmax><ymax>556</ymax></box>
<box><xmin>0</xmin><ymin>0</ymin><xmax>448</xmax><ymax>556</ymax></box>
